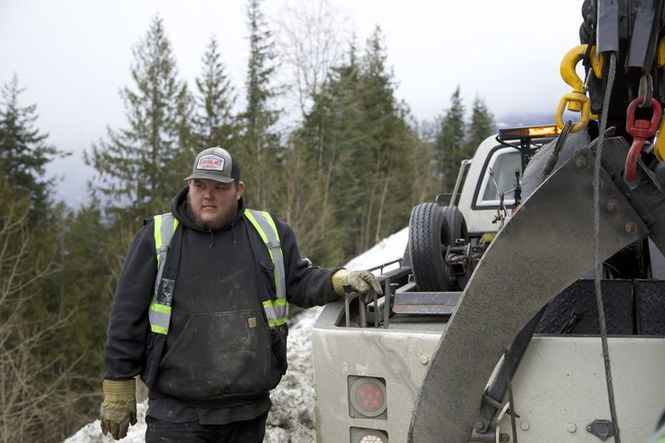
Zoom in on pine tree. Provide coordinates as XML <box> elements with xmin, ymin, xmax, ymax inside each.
<box><xmin>302</xmin><ymin>29</ymin><xmax>429</xmax><ymax>260</ymax></box>
<box><xmin>193</xmin><ymin>37</ymin><xmax>238</xmax><ymax>151</ymax></box>
<box><xmin>174</xmin><ymin>83</ymin><xmax>196</xmax><ymax>170</ymax></box>
<box><xmin>355</xmin><ymin>26</ymin><xmax>410</xmax><ymax>249</ymax></box>
<box><xmin>464</xmin><ymin>96</ymin><xmax>495</xmax><ymax>154</ymax></box>
<box><xmin>299</xmin><ymin>44</ymin><xmax>364</xmax><ymax>264</ymax></box>
<box><xmin>435</xmin><ymin>86</ymin><xmax>466</xmax><ymax>192</ymax></box>
<box><xmin>240</xmin><ymin>0</ymin><xmax>281</xmax><ymax>210</ymax></box>
<box><xmin>86</xmin><ymin>16</ymin><xmax>189</xmax><ymax>222</ymax></box>
<box><xmin>0</xmin><ymin>75</ymin><xmax>66</xmax><ymax>219</ymax></box>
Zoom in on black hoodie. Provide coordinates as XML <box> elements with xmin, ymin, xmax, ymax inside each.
<box><xmin>103</xmin><ymin>186</ymin><xmax>339</xmax><ymax>423</ymax></box>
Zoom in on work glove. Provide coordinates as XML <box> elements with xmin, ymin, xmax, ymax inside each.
<box><xmin>332</xmin><ymin>269</ymin><xmax>383</xmax><ymax>298</ymax></box>
<box><xmin>100</xmin><ymin>379</ymin><xmax>137</xmax><ymax>440</ymax></box>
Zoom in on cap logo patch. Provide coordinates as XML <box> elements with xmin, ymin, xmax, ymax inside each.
<box><xmin>197</xmin><ymin>154</ymin><xmax>225</xmax><ymax>171</ymax></box>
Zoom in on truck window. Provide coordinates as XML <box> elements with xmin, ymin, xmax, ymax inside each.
<box><xmin>476</xmin><ymin>147</ymin><xmax>521</xmax><ymax>207</ymax></box>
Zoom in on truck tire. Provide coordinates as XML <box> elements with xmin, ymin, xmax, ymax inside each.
<box><xmin>441</xmin><ymin>205</ymin><xmax>467</xmax><ymax>245</ymax></box>
<box><xmin>409</xmin><ymin>203</ymin><xmax>455</xmax><ymax>291</ymax></box>
<box><xmin>441</xmin><ymin>205</ymin><xmax>469</xmax><ymax>288</ymax></box>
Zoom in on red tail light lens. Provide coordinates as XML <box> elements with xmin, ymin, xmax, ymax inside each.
<box><xmin>349</xmin><ymin>377</ymin><xmax>387</xmax><ymax>418</ymax></box>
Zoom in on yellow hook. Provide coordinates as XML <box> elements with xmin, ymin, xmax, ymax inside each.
<box><xmin>589</xmin><ymin>45</ymin><xmax>604</xmax><ymax>79</ymax></box>
<box><xmin>560</xmin><ymin>44</ymin><xmax>604</xmax><ymax>92</ymax></box>
<box><xmin>556</xmin><ymin>44</ymin><xmax>600</xmax><ymax>132</ymax></box>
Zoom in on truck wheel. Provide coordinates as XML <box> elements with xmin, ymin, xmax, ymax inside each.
<box><xmin>409</xmin><ymin>203</ymin><xmax>456</xmax><ymax>291</ymax></box>
<box><xmin>442</xmin><ymin>205</ymin><xmax>469</xmax><ymax>288</ymax></box>
<box><xmin>441</xmin><ymin>206</ymin><xmax>468</xmax><ymax>245</ymax></box>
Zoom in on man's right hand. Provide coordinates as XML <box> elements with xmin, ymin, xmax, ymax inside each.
<box><xmin>332</xmin><ymin>269</ymin><xmax>383</xmax><ymax>297</ymax></box>
<box><xmin>100</xmin><ymin>379</ymin><xmax>137</xmax><ymax>440</ymax></box>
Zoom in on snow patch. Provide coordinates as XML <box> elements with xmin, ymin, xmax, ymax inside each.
<box><xmin>344</xmin><ymin>227</ymin><xmax>407</xmax><ymax>270</ymax></box>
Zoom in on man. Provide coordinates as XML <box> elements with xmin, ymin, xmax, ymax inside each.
<box><xmin>100</xmin><ymin>147</ymin><xmax>381</xmax><ymax>442</ymax></box>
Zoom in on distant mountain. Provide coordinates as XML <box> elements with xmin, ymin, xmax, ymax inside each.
<box><xmin>495</xmin><ymin>111</ymin><xmax>556</xmax><ymax>129</ymax></box>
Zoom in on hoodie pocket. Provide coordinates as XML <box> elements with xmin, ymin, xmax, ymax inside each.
<box><xmin>156</xmin><ymin>308</ymin><xmax>281</xmax><ymax>400</ymax></box>
<box><xmin>259</xmin><ymin>260</ymin><xmax>276</xmax><ymax>294</ymax></box>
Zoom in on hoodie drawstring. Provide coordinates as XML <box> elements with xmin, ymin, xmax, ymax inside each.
<box><xmin>208</xmin><ymin>230</ymin><xmax>214</xmax><ymax>248</ymax></box>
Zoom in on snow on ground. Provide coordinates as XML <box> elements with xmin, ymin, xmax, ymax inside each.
<box><xmin>345</xmin><ymin>227</ymin><xmax>407</xmax><ymax>271</ymax></box>
<box><xmin>65</xmin><ymin>228</ymin><xmax>408</xmax><ymax>443</ymax></box>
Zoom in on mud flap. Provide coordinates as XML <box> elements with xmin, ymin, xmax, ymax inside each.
<box><xmin>408</xmin><ymin>146</ymin><xmax>648</xmax><ymax>442</ymax></box>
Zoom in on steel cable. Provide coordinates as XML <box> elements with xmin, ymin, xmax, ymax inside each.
<box><xmin>593</xmin><ymin>51</ymin><xmax>621</xmax><ymax>443</ymax></box>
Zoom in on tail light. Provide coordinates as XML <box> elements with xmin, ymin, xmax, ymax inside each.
<box><xmin>349</xmin><ymin>376</ymin><xmax>387</xmax><ymax>418</ymax></box>
<box><xmin>351</xmin><ymin>427</ymin><xmax>388</xmax><ymax>443</ymax></box>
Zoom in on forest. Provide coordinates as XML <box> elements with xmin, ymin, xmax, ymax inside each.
<box><xmin>0</xmin><ymin>1</ymin><xmax>495</xmax><ymax>441</ymax></box>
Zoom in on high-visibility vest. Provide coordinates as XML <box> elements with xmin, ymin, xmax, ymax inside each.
<box><xmin>148</xmin><ymin>209</ymin><xmax>287</xmax><ymax>335</ymax></box>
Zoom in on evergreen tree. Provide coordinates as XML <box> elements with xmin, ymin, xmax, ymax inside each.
<box><xmin>299</xmin><ymin>44</ymin><xmax>364</xmax><ymax>265</ymax></box>
<box><xmin>193</xmin><ymin>37</ymin><xmax>238</xmax><ymax>151</ymax></box>
<box><xmin>174</xmin><ymin>83</ymin><xmax>196</xmax><ymax>170</ymax></box>
<box><xmin>0</xmin><ymin>75</ymin><xmax>66</xmax><ymax>219</ymax></box>
<box><xmin>86</xmin><ymin>16</ymin><xmax>189</xmax><ymax>222</ymax></box>
<box><xmin>302</xmin><ymin>29</ymin><xmax>431</xmax><ymax>261</ymax></box>
<box><xmin>464</xmin><ymin>96</ymin><xmax>495</xmax><ymax>154</ymax></box>
<box><xmin>240</xmin><ymin>0</ymin><xmax>281</xmax><ymax>210</ymax></box>
<box><xmin>435</xmin><ymin>86</ymin><xmax>466</xmax><ymax>192</ymax></box>
<box><xmin>406</xmin><ymin>118</ymin><xmax>439</xmax><ymax>207</ymax></box>
<box><xmin>354</xmin><ymin>26</ymin><xmax>412</xmax><ymax>250</ymax></box>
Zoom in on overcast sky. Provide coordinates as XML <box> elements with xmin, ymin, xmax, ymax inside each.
<box><xmin>1</xmin><ymin>0</ymin><xmax>583</xmax><ymax>206</ymax></box>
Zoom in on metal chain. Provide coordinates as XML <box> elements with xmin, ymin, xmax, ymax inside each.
<box><xmin>593</xmin><ymin>51</ymin><xmax>621</xmax><ymax>443</ymax></box>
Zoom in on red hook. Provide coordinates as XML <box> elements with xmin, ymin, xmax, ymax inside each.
<box><xmin>624</xmin><ymin>97</ymin><xmax>662</xmax><ymax>183</ymax></box>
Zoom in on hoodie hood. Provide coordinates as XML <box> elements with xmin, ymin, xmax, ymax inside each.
<box><xmin>171</xmin><ymin>185</ymin><xmax>246</xmax><ymax>232</ymax></box>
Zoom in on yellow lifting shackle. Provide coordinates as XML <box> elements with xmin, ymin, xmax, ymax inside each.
<box><xmin>555</xmin><ymin>45</ymin><xmax>603</xmax><ymax>133</ymax></box>
<box><xmin>555</xmin><ymin>92</ymin><xmax>591</xmax><ymax>132</ymax></box>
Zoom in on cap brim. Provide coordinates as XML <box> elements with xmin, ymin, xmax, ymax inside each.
<box><xmin>185</xmin><ymin>172</ymin><xmax>236</xmax><ymax>183</ymax></box>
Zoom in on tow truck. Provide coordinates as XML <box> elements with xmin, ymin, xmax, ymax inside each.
<box><xmin>312</xmin><ymin>2</ymin><xmax>665</xmax><ymax>442</ymax></box>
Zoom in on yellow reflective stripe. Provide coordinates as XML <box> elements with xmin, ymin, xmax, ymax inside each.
<box><xmin>262</xmin><ymin>299</ymin><xmax>287</xmax><ymax>326</ymax></box>
<box><xmin>154</xmin><ymin>215</ymin><xmax>163</xmax><ymax>269</ymax></box>
<box><xmin>262</xmin><ymin>299</ymin><xmax>286</xmax><ymax>308</ymax></box>
<box><xmin>150</xmin><ymin>302</ymin><xmax>172</xmax><ymax>314</ymax></box>
<box><xmin>154</xmin><ymin>214</ymin><xmax>179</xmax><ymax>270</ymax></box>
<box><xmin>151</xmin><ymin>213</ymin><xmax>179</xmax><ymax>335</ymax></box>
<box><xmin>268</xmin><ymin>317</ymin><xmax>287</xmax><ymax>327</ymax></box>
<box><xmin>244</xmin><ymin>210</ymin><xmax>274</xmax><ymax>261</ymax></box>
<box><xmin>149</xmin><ymin>302</ymin><xmax>171</xmax><ymax>335</ymax></box>
<box><xmin>151</xmin><ymin>324</ymin><xmax>168</xmax><ymax>334</ymax></box>
<box><xmin>245</xmin><ymin>210</ymin><xmax>286</xmax><ymax>303</ymax></box>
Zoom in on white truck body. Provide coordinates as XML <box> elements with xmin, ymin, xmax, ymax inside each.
<box><xmin>312</xmin><ymin>131</ymin><xmax>665</xmax><ymax>443</ymax></box>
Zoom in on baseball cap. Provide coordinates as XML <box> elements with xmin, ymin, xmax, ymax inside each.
<box><xmin>185</xmin><ymin>147</ymin><xmax>241</xmax><ymax>183</ymax></box>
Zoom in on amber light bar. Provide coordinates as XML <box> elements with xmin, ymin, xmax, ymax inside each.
<box><xmin>499</xmin><ymin>124</ymin><xmax>560</xmax><ymax>140</ymax></box>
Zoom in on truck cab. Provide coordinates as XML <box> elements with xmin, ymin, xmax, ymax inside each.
<box><xmin>311</xmin><ymin>125</ymin><xmax>665</xmax><ymax>443</ymax></box>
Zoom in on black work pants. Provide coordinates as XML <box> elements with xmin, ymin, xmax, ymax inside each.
<box><xmin>145</xmin><ymin>411</ymin><xmax>269</xmax><ymax>443</ymax></box>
